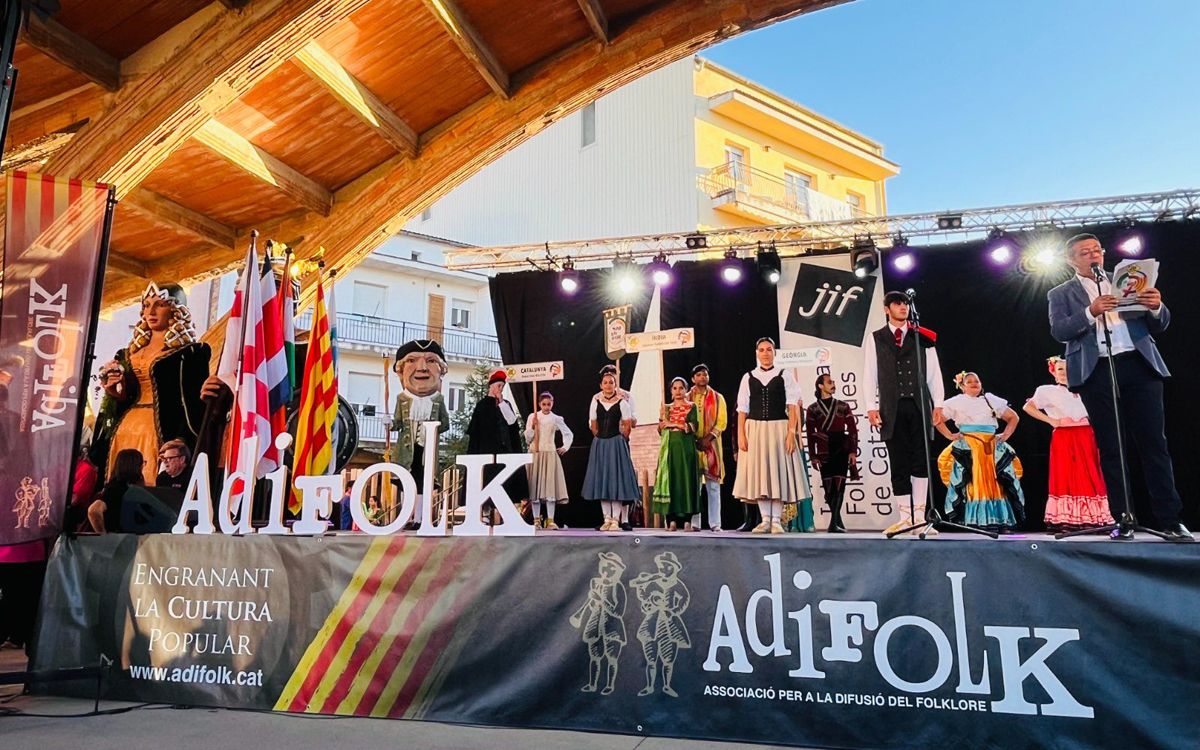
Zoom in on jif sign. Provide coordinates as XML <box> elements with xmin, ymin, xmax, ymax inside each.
<box><xmin>784</xmin><ymin>264</ymin><xmax>876</xmax><ymax>346</ymax></box>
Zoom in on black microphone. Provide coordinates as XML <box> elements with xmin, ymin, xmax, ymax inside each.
<box><xmin>1090</xmin><ymin>262</ymin><xmax>1104</xmax><ymax>281</ymax></box>
<box><xmin>904</xmin><ymin>288</ymin><xmax>917</xmax><ymax>300</ymax></box>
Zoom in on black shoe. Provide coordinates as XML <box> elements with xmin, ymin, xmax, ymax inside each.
<box><xmin>1162</xmin><ymin>523</ymin><xmax>1195</xmax><ymax>543</ymax></box>
<box><xmin>620</xmin><ymin>522</ymin><xmax>632</xmax><ymax>532</ymax></box>
<box><xmin>1111</xmin><ymin>514</ymin><xmax>1136</xmax><ymax>541</ymax></box>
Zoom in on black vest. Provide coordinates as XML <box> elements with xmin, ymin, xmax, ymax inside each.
<box><xmin>747</xmin><ymin>370</ymin><xmax>788</xmax><ymax>421</ymax></box>
<box><xmin>872</xmin><ymin>325</ymin><xmax>934</xmax><ymax>442</ymax></box>
<box><xmin>593</xmin><ymin>399</ymin><xmax>624</xmax><ymax>438</ymax></box>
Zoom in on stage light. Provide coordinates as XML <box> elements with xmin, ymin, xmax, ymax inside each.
<box><xmin>647</xmin><ymin>253</ymin><xmax>673</xmax><ymax>286</ymax></box>
<box><xmin>850</xmin><ymin>237</ymin><xmax>879</xmax><ymax>279</ymax></box>
<box><xmin>1022</xmin><ymin>236</ymin><xmax>1062</xmax><ymax>273</ymax></box>
<box><xmin>610</xmin><ymin>256</ymin><xmax>642</xmax><ymax>298</ymax></box>
<box><xmin>720</xmin><ymin>249</ymin><xmax>742</xmax><ymax>284</ymax></box>
<box><xmin>985</xmin><ymin>228</ymin><xmax>1015</xmax><ymax>265</ymax></box>
<box><xmin>937</xmin><ymin>214</ymin><xmax>963</xmax><ymax>230</ymax></box>
<box><xmin>685</xmin><ymin>234</ymin><xmax>708</xmax><ymax>250</ymax></box>
<box><xmin>889</xmin><ymin>234</ymin><xmax>914</xmax><ymax>273</ymax></box>
<box><xmin>1118</xmin><ymin>235</ymin><xmax>1144</xmax><ymax>255</ymax></box>
<box><xmin>756</xmin><ymin>244</ymin><xmax>781</xmax><ymax>284</ymax></box>
<box><xmin>1114</xmin><ymin>223</ymin><xmax>1144</xmax><ymax>256</ymax></box>
<box><xmin>559</xmin><ymin>259</ymin><xmax>579</xmax><ymax>294</ymax></box>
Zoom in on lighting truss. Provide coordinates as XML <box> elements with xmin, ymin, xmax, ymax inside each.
<box><xmin>443</xmin><ymin>189</ymin><xmax>1200</xmax><ymax>271</ymax></box>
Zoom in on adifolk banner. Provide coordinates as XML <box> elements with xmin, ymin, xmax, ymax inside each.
<box><xmin>778</xmin><ymin>257</ymin><xmax>892</xmax><ymax>531</ymax></box>
<box><xmin>0</xmin><ymin>171</ymin><xmax>111</xmax><ymax>545</ymax></box>
<box><xmin>33</xmin><ymin>534</ymin><xmax>1198</xmax><ymax>749</ymax></box>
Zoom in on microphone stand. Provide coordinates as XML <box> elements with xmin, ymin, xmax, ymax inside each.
<box><xmin>888</xmin><ymin>292</ymin><xmax>996</xmax><ymax>540</ymax></box>
<box><xmin>1056</xmin><ymin>268</ymin><xmax>1168</xmax><ymax>541</ymax></box>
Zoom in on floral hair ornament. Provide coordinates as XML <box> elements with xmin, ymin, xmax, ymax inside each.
<box><xmin>1046</xmin><ymin>356</ymin><xmax>1065</xmax><ymax>375</ymax></box>
<box><xmin>953</xmin><ymin>371</ymin><xmax>968</xmax><ymax>392</ymax></box>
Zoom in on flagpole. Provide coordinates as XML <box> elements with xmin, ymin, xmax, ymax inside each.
<box><xmin>225</xmin><ymin>229</ymin><xmax>259</xmax><ymax>478</ymax></box>
<box><xmin>382</xmin><ymin>351</ymin><xmax>394</xmax><ymax>521</ymax></box>
<box><xmin>62</xmin><ymin>185</ymin><xmax>117</xmax><ymax>533</ymax></box>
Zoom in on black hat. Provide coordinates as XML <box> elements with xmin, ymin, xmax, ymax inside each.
<box><xmin>395</xmin><ymin>339</ymin><xmax>445</xmax><ymax>362</ymax></box>
<box><xmin>691</xmin><ymin>363</ymin><xmax>709</xmax><ymax>375</ymax></box>
<box><xmin>883</xmin><ymin>290</ymin><xmax>910</xmax><ymax>306</ymax></box>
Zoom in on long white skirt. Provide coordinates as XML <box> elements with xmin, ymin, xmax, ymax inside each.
<box><xmin>733</xmin><ymin>419</ymin><xmax>811</xmax><ymax>505</ymax></box>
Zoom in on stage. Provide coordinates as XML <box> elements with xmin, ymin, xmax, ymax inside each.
<box><xmin>29</xmin><ymin>530</ymin><xmax>1200</xmax><ymax>750</ymax></box>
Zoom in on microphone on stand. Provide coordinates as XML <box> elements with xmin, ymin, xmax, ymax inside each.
<box><xmin>904</xmin><ymin>288</ymin><xmax>917</xmax><ymax>300</ymax></box>
<box><xmin>1090</xmin><ymin>262</ymin><xmax>1105</xmax><ymax>282</ymax></box>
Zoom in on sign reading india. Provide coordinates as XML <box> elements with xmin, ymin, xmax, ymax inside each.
<box><xmin>775</xmin><ymin>347</ymin><xmax>833</xmax><ymax>368</ymax></box>
<box><xmin>625</xmin><ymin>328</ymin><xmax>695</xmax><ymax>352</ymax></box>
<box><xmin>504</xmin><ymin>361</ymin><xmax>564</xmax><ymax>383</ymax></box>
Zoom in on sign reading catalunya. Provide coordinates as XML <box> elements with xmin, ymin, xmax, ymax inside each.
<box><xmin>504</xmin><ymin>361</ymin><xmax>564</xmax><ymax>383</ymax></box>
<box><xmin>173</xmin><ymin>425</ymin><xmax>535</xmax><ymax>537</ymax></box>
<box><xmin>785</xmin><ymin>264</ymin><xmax>877</xmax><ymax>346</ymax></box>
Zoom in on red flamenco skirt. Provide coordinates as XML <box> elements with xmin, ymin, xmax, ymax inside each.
<box><xmin>1044</xmin><ymin>424</ymin><xmax>1115</xmax><ymax>530</ymax></box>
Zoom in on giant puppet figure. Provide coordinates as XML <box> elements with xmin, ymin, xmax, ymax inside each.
<box><xmin>94</xmin><ymin>284</ymin><xmax>211</xmax><ymax>485</ymax></box>
<box><xmin>388</xmin><ymin>339</ymin><xmax>451</xmax><ymax>526</ymax></box>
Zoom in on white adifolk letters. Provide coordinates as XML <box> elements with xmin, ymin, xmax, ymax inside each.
<box><xmin>172</xmin><ymin>423</ymin><xmax>535</xmax><ymax>537</ymax></box>
<box><xmin>703</xmin><ymin>553</ymin><xmax>1094</xmax><ymax>719</ymax></box>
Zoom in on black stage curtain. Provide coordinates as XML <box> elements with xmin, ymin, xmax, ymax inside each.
<box><xmin>659</xmin><ymin>258</ymin><xmax>781</xmax><ymax>529</ymax></box>
<box><xmin>897</xmin><ymin>220</ymin><xmax>1200</xmax><ymax>530</ymax></box>
<box><xmin>489</xmin><ymin>224</ymin><xmax>1198</xmax><ymax>531</ymax></box>
<box><xmin>489</xmin><ymin>268</ymin><xmax>651</xmax><ymax>527</ymax></box>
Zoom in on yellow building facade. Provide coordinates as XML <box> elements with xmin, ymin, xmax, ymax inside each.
<box><xmin>693</xmin><ymin>58</ymin><xmax>899</xmax><ymax>229</ymax></box>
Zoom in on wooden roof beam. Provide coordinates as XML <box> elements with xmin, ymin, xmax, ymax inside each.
<box><xmin>576</xmin><ymin>0</ymin><xmax>610</xmax><ymax>44</ymax></box>
<box><xmin>22</xmin><ymin>11</ymin><xmax>121</xmax><ymax>91</ymax></box>
<box><xmin>123</xmin><ymin>189</ymin><xmax>238</xmax><ymax>249</ymax></box>
<box><xmin>419</xmin><ymin>0</ymin><xmax>510</xmax><ymax>99</ymax></box>
<box><xmin>292</xmin><ymin>41</ymin><xmax>418</xmax><ymax>157</ymax></box>
<box><xmin>192</xmin><ymin>119</ymin><xmax>333</xmax><ymax>216</ymax></box>
<box><xmin>43</xmin><ymin>0</ymin><xmax>373</xmax><ymax>198</ymax></box>
<box><xmin>106</xmin><ymin>251</ymin><xmax>150</xmax><ymax>280</ymax></box>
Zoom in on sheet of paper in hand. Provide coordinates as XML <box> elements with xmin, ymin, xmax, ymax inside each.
<box><xmin>1112</xmin><ymin>258</ymin><xmax>1159</xmax><ymax>311</ymax></box>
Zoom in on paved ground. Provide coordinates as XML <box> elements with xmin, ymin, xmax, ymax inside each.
<box><xmin>1</xmin><ymin>651</ymin><xmax>803</xmax><ymax>750</ymax></box>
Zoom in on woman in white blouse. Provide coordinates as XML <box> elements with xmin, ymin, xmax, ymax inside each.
<box><xmin>935</xmin><ymin>372</ymin><xmax>1026</xmax><ymax>532</ymax></box>
<box><xmin>524</xmin><ymin>392</ymin><xmax>573</xmax><ymax>530</ymax></box>
<box><xmin>1023</xmin><ymin>357</ymin><xmax>1113</xmax><ymax>530</ymax></box>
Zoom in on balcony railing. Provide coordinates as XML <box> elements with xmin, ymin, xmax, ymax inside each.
<box><xmin>354</xmin><ymin>412</ymin><xmax>464</xmax><ymax>445</ymax></box>
<box><xmin>297</xmin><ymin>310</ymin><xmax>501</xmax><ymax>362</ymax></box>
<box><xmin>698</xmin><ymin>161</ymin><xmax>866</xmax><ymax>224</ymax></box>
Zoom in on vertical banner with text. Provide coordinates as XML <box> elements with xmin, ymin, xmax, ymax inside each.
<box><xmin>0</xmin><ymin>171</ymin><xmax>111</xmax><ymax>545</ymax></box>
<box><xmin>778</xmin><ymin>256</ymin><xmax>891</xmax><ymax>530</ymax></box>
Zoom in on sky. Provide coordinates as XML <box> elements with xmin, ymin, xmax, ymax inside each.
<box><xmin>705</xmin><ymin>0</ymin><xmax>1200</xmax><ymax>215</ymax></box>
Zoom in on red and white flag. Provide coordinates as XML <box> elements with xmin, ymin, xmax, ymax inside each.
<box><xmin>218</xmin><ymin>244</ymin><xmax>271</xmax><ymax>478</ymax></box>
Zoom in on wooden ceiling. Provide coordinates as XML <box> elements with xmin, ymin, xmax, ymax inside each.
<box><xmin>4</xmin><ymin>0</ymin><xmax>842</xmax><ymax>310</ymax></box>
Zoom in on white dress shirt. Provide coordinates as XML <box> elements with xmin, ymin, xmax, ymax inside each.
<box><xmin>1076</xmin><ymin>275</ymin><xmax>1135</xmax><ymax>356</ymax></box>
<box><xmin>862</xmin><ymin>323</ymin><xmax>946</xmax><ymax>412</ymax></box>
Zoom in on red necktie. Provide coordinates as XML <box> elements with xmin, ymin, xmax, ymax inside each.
<box><xmin>893</xmin><ymin>327</ymin><xmax>903</xmax><ymax>348</ymax></box>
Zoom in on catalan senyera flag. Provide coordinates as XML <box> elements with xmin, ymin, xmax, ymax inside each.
<box><xmin>290</xmin><ymin>271</ymin><xmax>337</xmax><ymax>513</ymax></box>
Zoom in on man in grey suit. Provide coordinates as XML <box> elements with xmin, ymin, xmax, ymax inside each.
<box><xmin>1047</xmin><ymin>233</ymin><xmax>1192</xmax><ymax>541</ymax></box>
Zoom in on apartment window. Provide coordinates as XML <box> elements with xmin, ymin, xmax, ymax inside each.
<box><xmin>450</xmin><ymin>299</ymin><xmax>473</xmax><ymax>329</ymax></box>
<box><xmin>580</xmin><ymin>102</ymin><xmax>596</xmax><ymax>147</ymax></box>
<box><xmin>724</xmin><ymin>144</ymin><xmax>748</xmax><ymax>184</ymax></box>
<box><xmin>353</xmin><ymin>281</ymin><xmax>386</xmax><ymax>317</ymax></box>
<box><xmin>845</xmin><ymin>191</ymin><xmax>864</xmax><ymax>213</ymax></box>
<box><xmin>347</xmin><ymin>372</ymin><xmax>382</xmax><ymax>412</ymax></box>
<box><xmin>448</xmin><ymin>383</ymin><xmax>468</xmax><ymax>413</ymax></box>
<box><xmin>784</xmin><ymin>169</ymin><xmax>813</xmax><ymax>207</ymax></box>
